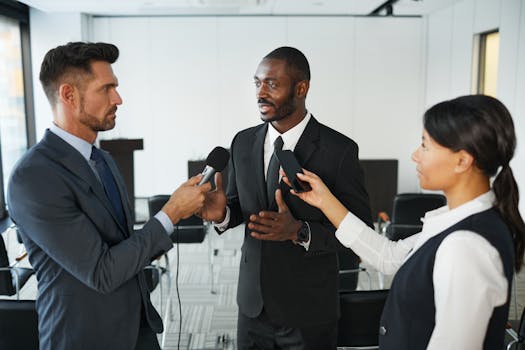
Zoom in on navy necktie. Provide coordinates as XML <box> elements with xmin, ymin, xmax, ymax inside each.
<box><xmin>91</xmin><ymin>146</ymin><xmax>127</xmax><ymax>228</ymax></box>
<box><xmin>266</xmin><ymin>136</ymin><xmax>284</xmax><ymax>207</ymax></box>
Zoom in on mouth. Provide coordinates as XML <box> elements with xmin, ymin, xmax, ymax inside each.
<box><xmin>258</xmin><ymin>99</ymin><xmax>274</xmax><ymax>114</ymax></box>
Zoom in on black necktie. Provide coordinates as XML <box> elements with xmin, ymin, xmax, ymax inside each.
<box><xmin>266</xmin><ymin>136</ymin><xmax>284</xmax><ymax>207</ymax></box>
<box><xmin>91</xmin><ymin>146</ymin><xmax>126</xmax><ymax>228</ymax></box>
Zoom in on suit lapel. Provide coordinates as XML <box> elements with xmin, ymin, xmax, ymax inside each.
<box><xmin>252</xmin><ymin>124</ymin><xmax>268</xmax><ymax>209</ymax></box>
<box><xmin>41</xmin><ymin>131</ymin><xmax>129</xmax><ymax>235</ymax></box>
<box><xmin>293</xmin><ymin>116</ymin><xmax>320</xmax><ymax>166</ymax></box>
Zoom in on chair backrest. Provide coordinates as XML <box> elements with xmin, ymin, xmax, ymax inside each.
<box><xmin>385</xmin><ymin>193</ymin><xmax>446</xmax><ymax>241</ymax></box>
<box><xmin>338</xmin><ymin>249</ymin><xmax>360</xmax><ymax>292</ymax></box>
<box><xmin>147</xmin><ymin>195</ymin><xmax>206</xmax><ymax>243</ymax></box>
<box><xmin>391</xmin><ymin>193</ymin><xmax>446</xmax><ymax>225</ymax></box>
<box><xmin>337</xmin><ymin>289</ymin><xmax>389</xmax><ymax>347</ymax></box>
<box><xmin>0</xmin><ymin>299</ymin><xmax>39</xmax><ymax>350</ymax></box>
<box><xmin>0</xmin><ymin>235</ymin><xmax>15</xmax><ymax>296</ymax></box>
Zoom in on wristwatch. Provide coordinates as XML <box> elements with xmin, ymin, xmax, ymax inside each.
<box><xmin>296</xmin><ymin>221</ymin><xmax>311</xmax><ymax>243</ymax></box>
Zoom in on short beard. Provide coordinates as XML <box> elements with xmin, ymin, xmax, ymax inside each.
<box><xmin>260</xmin><ymin>87</ymin><xmax>297</xmax><ymax>123</ymax></box>
<box><xmin>78</xmin><ymin>94</ymin><xmax>116</xmax><ymax>132</ymax></box>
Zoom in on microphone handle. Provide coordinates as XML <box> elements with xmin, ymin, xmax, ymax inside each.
<box><xmin>198</xmin><ymin>165</ymin><xmax>216</xmax><ymax>185</ymax></box>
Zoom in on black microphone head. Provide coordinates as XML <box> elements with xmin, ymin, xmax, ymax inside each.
<box><xmin>206</xmin><ymin>146</ymin><xmax>230</xmax><ymax>171</ymax></box>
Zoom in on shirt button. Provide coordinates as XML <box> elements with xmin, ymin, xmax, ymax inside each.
<box><xmin>379</xmin><ymin>326</ymin><xmax>387</xmax><ymax>335</ymax></box>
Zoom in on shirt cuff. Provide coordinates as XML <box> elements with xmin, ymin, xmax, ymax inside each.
<box><xmin>213</xmin><ymin>206</ymin><xmax>230</xmax><ymax>232</ymax></box>
<box><xmin>154</xmin><ymin>211</ymin><xmax>174</xmax><ymax>235</ymax></box>
<box><xmin>335</xmin><ymin>211</ymin><xmax>368</xmax><ymax>248</ymax></box>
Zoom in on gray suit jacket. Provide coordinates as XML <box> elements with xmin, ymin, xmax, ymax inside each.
<box><xmin>7</xmin><ymin>130</ymin><xmax>173</xmax><ymax>350</ymax></box>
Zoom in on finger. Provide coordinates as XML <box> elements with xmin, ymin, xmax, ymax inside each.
<box><xmin>248</xmin><ymin>222</ymin><xmax>273</xmax><ymax>234</ymax></box>
<box><xmin>251</xmin><ymin>231</ymin><xmax>276</xmax><ymax>240</ymax></box>
<box><xmin>257</xmin><ymin>211</ymin><xmax>279</xmax><ymax>220</ymax></box>
<box><xmin>186</xmin><ymin>174</ymin><xmax>203</xmax><ymax>186</ymax></box>
<box><xmin>214</xmin><ymin>172</ymin><xmax>223</xmax><ymax>192</ymax></box>
<box><xmin>275</xmin><ymin>189</ymin><xmax>289</xmax><ymax>213</ymax></box>
<box><xmin>280</xmin><ymin>170</ymin><xmax>292</xmax><ymax>187</ymax></box>
<box><xmin>249</xmin><ymin>214</ymin><xmax>277</xmax><ymax>226</ymax></box>
<box><xmin>199</xmin><ymin>181</ymin><xmax>213</xmax><ymax>193</ymax></box>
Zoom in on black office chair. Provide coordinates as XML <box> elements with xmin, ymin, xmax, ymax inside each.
<box><xmin>0</xmin><ymin>227</ymin><xmax>34</xmax><ymax>299</ymax></box>
<box><xmin>0</xmin><ymin>299</ymin><xmax>39</xmax><ymax>350</ymax></box>
<box><xmin>384</xmin><ymin>193</ymin><xmax>446</xmax><ymax>241</ymax></box>
<box><xmin>507</xmin><ymin>307</ymin><xmax>525</xmax><ymax>350</ymax></box>
<box><xmin>338</xmin><ymin>250</ymin><xmax>371</xmax><ymax>292</ymax></box>
<box><xmin>337</xmin><ymin>289</ymin><xmax>389</xmax><ymax>349</ymax></box>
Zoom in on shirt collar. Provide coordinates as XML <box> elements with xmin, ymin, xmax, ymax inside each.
<box><xmin>267</xmin><ymin>112</ymin><xmax>311</xmax><ymax>151</ymax></box>
<box><xmin>49</xmin><ymin>123</ymin><xmax>94</xmax><ymax>162</ymax></box>
<box><xmin>421</xmin><ymin>190</ymin><xmax>495</xmax><ymax>236</ymax></box>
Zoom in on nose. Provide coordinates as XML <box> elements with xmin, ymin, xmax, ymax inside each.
<box><xmin>256</xmin><ymin>83</ymin><xmax>268</xmax><ymax>99</ymax></box>
<box><xmin>411</xmin><ymin>147</ymin><xmax>420</xmax><ymax>163</ymax></box>
<box><xmin>112</xmin><ymin>89</ymin><xmax>123</xmax><ymax>105</ymax></box>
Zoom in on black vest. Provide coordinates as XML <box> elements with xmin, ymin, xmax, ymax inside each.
<box><xmin>379</xmin><ymin>208</ymin><xmax>514</xmax><ymax>349</ymax></box>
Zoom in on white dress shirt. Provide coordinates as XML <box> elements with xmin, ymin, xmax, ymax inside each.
<box><xmin>335</xmin><ymin>191</ymin><xmax>508</xmax><ymax>350</ymax></box>
<box><xmin>215</xmin><ymin>113</ymin><xmax>312</xmax><ymax>249</ymax></box>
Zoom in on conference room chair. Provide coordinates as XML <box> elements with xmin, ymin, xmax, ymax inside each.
<box><xmin>0</xmin><ymin>299</ymin><xmax>39</xmax><ymax>350</ymax></box>
<box><xmin>507</xmin><ymin>306</ymin><xmax>525</xmax><ymax>350</ymax></box>
<box><xmin>338</xmin><ymin>250</ymin><xmax>371</xmax><ymax>292</ymax></box>
<box><xmin>383</xmin><ymin>193</ymin><xmax>447</xmax><ymax>241</ymax></box>
<box><xmin>0</xmin><ymin>226</ymin><xmax>34</xmax><ymax>300</ymax></box>
<box><xmin>337</xmin><ymin>289</ymin><xmax>389</xmax><ymax>349</ymax></box>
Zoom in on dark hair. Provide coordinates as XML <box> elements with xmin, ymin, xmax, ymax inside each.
<box><xmin>264</xmin><ymin>46</ymin><xmax>310</xmax><ymax>82</ymax></box>
<box><xmin>424</xmin><ymin>94</ymin><xmax>525</xmax><ymax>271</ymax></box>
<box><xmin>39</xmin><ymin>42</ymin><xmax>119</xmax><ymax>105</ymax></box>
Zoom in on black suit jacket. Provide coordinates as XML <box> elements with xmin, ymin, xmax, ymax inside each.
<box><xmin>223</xmin><ymin>116</ymin><xmax>372</xmax><ymax>328</ymax></box>
<box><xmin>7</xmin><ymin>130</ymin><xmax>173</xmax><ymax>350</ymax></box>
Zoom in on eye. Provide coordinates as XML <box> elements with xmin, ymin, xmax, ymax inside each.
<box><xmin>268</xmin><ymin>81</ymin><xmax>276</xmax><ymax>89</ymax></box>
<box><xmin>254</xmin><ymin>80</ymin><xmax>261</xmax><ymax>88</ymax></box>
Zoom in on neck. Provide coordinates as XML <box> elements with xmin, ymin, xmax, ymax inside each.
<box><xmin>54</xmin><ymin>114</ymin><xmax>97</xmax><ymax>144</ymax></box>
<box><xmin>444</xmin><ymin>175</ymin><xmax>490</xmax><ymax>209</ymax></box>
<box><xmin>271</xmin><ymin>107</ymin><xmax>307</xmax><ymax>134</ymax></box>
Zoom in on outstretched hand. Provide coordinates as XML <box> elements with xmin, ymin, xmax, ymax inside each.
<box><xmin>162</xmin><ymin>174</ymin><xmax>212</xmax><ymax>224</ymax></box>
<box><xmin>280</xmin><ymin>168</ymin><xmax>333</xmax><ymax>211</ymax></box>
<box><xmin>198</xmin><ymin>172</ymin><xmax>227</xmax><ymax>222</ymax></box>
<box><xmin>248</xmin><ymin>189</ymin><xmax>302</xmax><ymax>241</ymax></box>
<box><xmin>281</xmin><ymin>168</ymin><xmax>349</xmax><ymax>229</ymax></box>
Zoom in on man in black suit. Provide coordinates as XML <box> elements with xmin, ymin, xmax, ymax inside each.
<box><xmin>201</xmin><ymin>46</ymin><xmax>372</xmax><ymax>349</ymax></box>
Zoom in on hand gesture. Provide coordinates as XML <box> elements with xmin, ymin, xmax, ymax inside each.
<box><xmin>199</xmin><ymin>172</ymin><xmax>227</xmax><ymax>222</ymax></box>
<box><xmin>162</xmin><ymin>175</ymin><xmax>212</xmax><ymax>224</ymax></box>
<box><xmin>280</xmin><ymin>168</ymin><xmax>333</xmax><ymax>211</ymax></box>
<box><xmin>248</xmin><ymin>189</ymin><xmax>302</xmax><ymax>241</ymax></box>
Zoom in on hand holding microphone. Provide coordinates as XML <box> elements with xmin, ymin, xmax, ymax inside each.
<box><xmin>198</xmin><ymin>146</ymin><xmax>230</xmax><ymax>186</ymax></box>
<box><xmin>198</xmin><ymin>147</ymin><xmax>230</xmax><ymax>222</ymax></box>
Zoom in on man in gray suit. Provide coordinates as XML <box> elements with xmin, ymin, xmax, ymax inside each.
<box><xmin>7</xmin><ymin>42</ymin><xmax>211</xmax><ymax>350</ymax></box>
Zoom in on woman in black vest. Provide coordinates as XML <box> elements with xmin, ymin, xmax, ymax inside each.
<box><xmin>277</xmin><ymin>95</ymin><xmax>525</xmax><ymax>349</ymax></box>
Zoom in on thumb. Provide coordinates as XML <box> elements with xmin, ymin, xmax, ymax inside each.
<box><xmin>215</xmin><ymin>172</ymin><xmax>223</xmax><ymax>191</ymax></box>
<box><xmin>275</xmin><ymin>189</ymin><xmax>289</xmax><ymax>213</ymax></box>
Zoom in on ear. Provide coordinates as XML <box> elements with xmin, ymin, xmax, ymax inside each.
<box><xmin>454</xmin><ymin>150</ymin><xmax>475</xmax><ymax>173</ymax></box>
<box><xmin>58</xmin><ymin>83</ymin><xmax>77</xmax><ymax>109</ymax></box>
<box><xmin>295</xmin><ymin>80</ymin><xmax>309</xmax><ymax>98</ymax></box>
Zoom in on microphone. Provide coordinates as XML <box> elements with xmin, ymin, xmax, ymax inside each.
<box><xmin>198</xmin><ymin>146</ymin><xmax>230</xmax><ymax>185</ymax></box>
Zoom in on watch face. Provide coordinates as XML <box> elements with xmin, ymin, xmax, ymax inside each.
<box><xmin>298</xmin><ymin>222</ymin><xmax>309</xmax><ymax>242</ymax></box>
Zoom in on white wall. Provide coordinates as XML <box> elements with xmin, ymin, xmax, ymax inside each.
<box><xmin>425</xmin><ymin>0</ymin><xmax>525</xmax><ymax>214</ymax></box>
<box><xmin>29</xmin><ymin>9</ymin><xmax>88</xmax><ymax>138</ymax></box>
<box><xmin>88</xmin><ymin>16</ymin><xmax>424</xmax><ymax>197</ymax></box>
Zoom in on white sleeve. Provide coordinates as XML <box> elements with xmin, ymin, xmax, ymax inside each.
<box><xmin>335</xmin><ymin>212</ymin><xmax>418</xmax><ymax>275</ymax></box>
<box><xmin>427</xmin><ymin>230</ymin><xmax>508</xmax><ymax>350</ymax></box>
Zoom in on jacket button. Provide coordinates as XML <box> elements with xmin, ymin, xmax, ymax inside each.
<box><xmin>379</xmin><ymin>326</ymin><xmax>387</xmax><ymax>335</ymax></box>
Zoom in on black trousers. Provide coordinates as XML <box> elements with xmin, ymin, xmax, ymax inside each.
<box><xmin>237</xmin><ymin>309</ymin><xmax>337</xmax><ymax>350</ymax></box>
